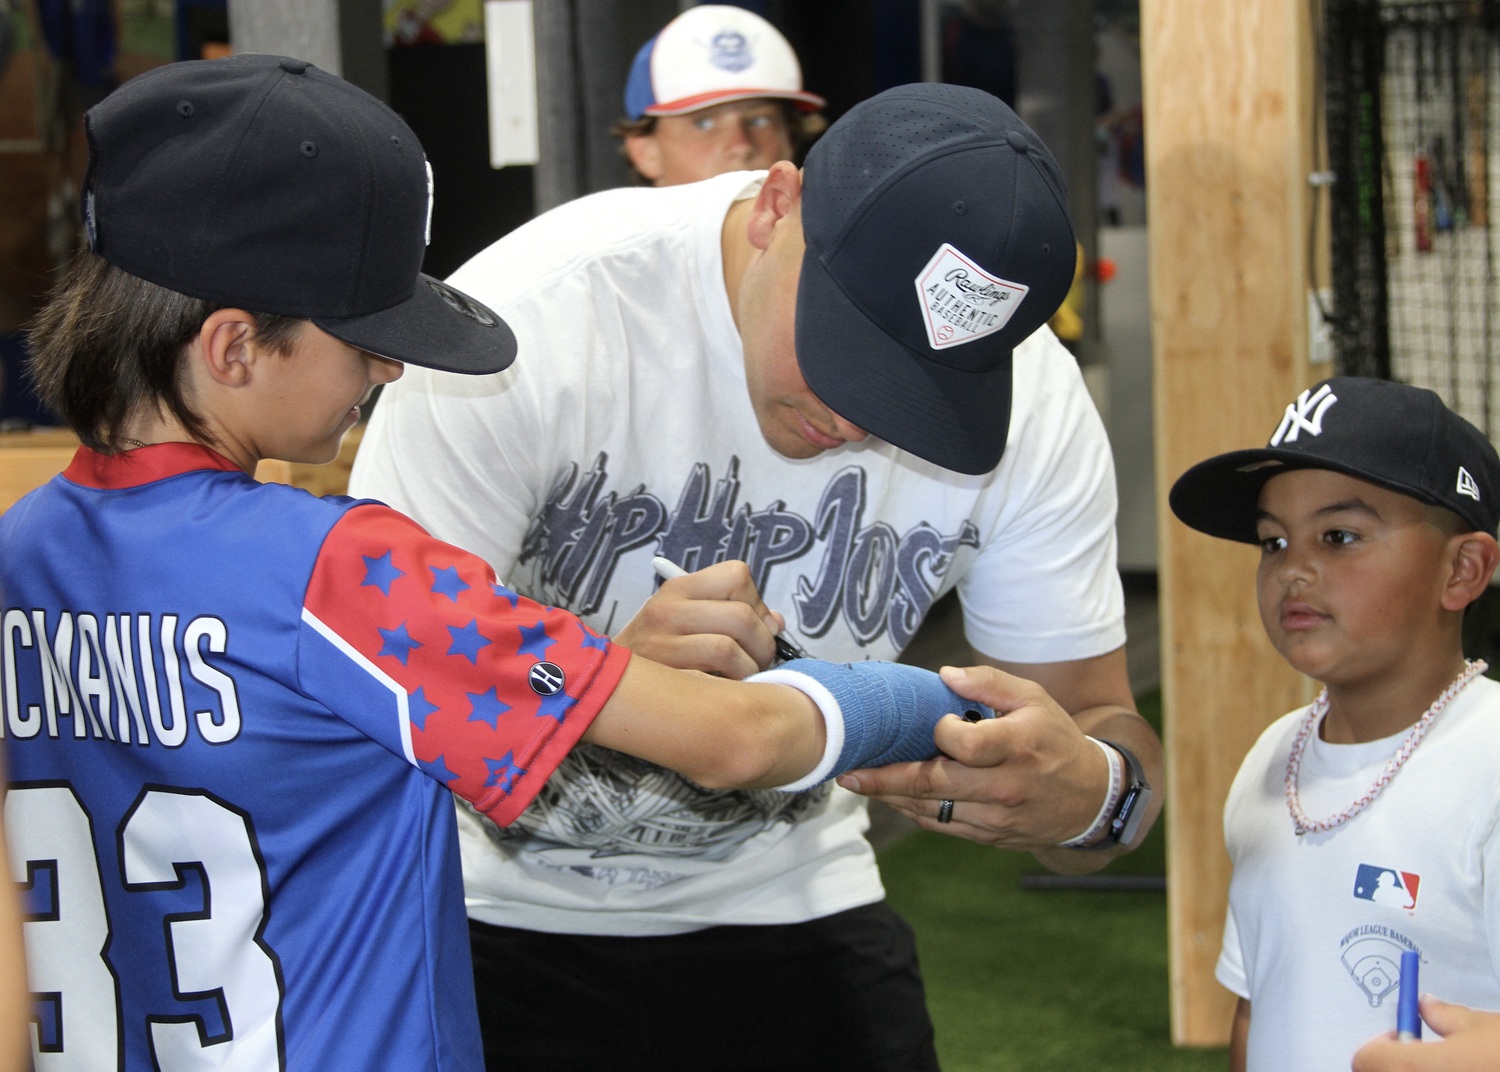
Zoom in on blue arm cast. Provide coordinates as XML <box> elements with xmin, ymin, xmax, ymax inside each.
<box><xmin>752</xmin><ymin>659</ymin><xmax>995</xmax><ymax>792</ymax></box>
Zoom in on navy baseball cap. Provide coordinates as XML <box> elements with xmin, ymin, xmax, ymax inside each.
<box><xmin>1170</xmin><ymin>377</ymin><xmax>1500</xmax><ymax>542</ymax></box>
<box><xmin>795</xmin><ymin>82</ymin><xmax>1077</xmax><ymax>476</ymax></box>
<box><xmin>81</xmin><ymin>54</ymin><xmax>516</xmax><ymax>376</ymax></box>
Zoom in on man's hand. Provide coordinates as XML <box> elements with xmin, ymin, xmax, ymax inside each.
<box><xmin>835</xmin><ymin>657</ymin><xmax>1163</xmax><ymax>873</ymax></box>
<box><xmin>1352</xmin><ymin>997</ymin><xmax>1500</xmax><ymax>1071</ymax></box>
<box><xmin>836</xmin><ymin>665</ymin><xmax>1106</xmax><ymax>843</ymax></box>
<box><xmin>615</xmin><ymin>559</ymin><xmax>783</xmax><ymax>679</ymax></box>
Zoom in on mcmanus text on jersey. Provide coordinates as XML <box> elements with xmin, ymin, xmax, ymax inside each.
<box><xmin>2</xmin><ymin>609</ymin><xmax>241</xmax><ymax>745</ymax></box>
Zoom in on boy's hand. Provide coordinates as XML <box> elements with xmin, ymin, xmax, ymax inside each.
<box><xmin>616</xmin><ymin>559</ymin><xmax>783</xmax><ymax>679</ymax></box>
<box><xmin>1352</xmin><ymin>996</ymin><xmax>1500</xmax><ymax>1071</ymax></box>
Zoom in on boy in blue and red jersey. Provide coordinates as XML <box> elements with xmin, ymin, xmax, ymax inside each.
<box><xmin>0</xmin><ymin>54</ymin><xmax>994</xmax><ymax>1071</ymax></box>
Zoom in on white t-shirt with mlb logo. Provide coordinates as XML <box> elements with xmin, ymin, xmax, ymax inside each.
<box><xmin>350</xmin><ymin>170</ymin><xmax>1126</xmax><ymax>936</ymax></box>
<box><xmin>1216</xmin><ymin>675</ymin><xmax>1500</xmax><ymax>1071</ymax></box>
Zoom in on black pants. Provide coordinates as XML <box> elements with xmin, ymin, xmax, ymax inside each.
<box><xmin>468</xmin><ymin>901</ymin><xmax>940</xmax><ymax>1072</ymax></box>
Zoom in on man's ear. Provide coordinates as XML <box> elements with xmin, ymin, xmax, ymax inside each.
<box><xmin>624</xmin><ymin>133</ymin><xmax>664</xmax><ymax>185</ymax></box>
<box><xmin>745</xmin><ymin>161</ymin><xmax>803</xmax><ymax>251</ymax></box>
<box><xmin>194</xmin><ymin>308</ymin><xmax>261</xmax><ymax>388</ymax></box>
<box><xmin>1443</xmin><ymin>532</ymin><xmax>1500</xmax><ymax>611</ymax></box>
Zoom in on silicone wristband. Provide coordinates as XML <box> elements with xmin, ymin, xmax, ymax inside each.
<box><xmin>1056</xmin><ymin>737</ymin><xmax>1124</xmax><ymax>847</ymax></box>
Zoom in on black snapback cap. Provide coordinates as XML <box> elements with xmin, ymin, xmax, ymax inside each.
<box><xmin>796</xmin><ymin>82</ymin><xmax>1077</xmax><ymax>476</ymax></box>
<box><xmin>1170</xmin><ymin>377</ymin><xmax>1500</xmax><ymax>543</ymax></box>
<box><xmin>81</xmin><ymin>54</ymin><xmax>516</xmax><ymax>375</ymax></box>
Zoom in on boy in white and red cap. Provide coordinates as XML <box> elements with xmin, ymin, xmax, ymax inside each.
<box><xmin>612</xmin><ymin>4</ymin><xmax>825</xmax><ymax>185</ymax></box>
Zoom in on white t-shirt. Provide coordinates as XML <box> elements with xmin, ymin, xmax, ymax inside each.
<box><xmin>350</xmin><ymin>170</ymin><xmax>1126</xmax><ymax>936</ymax></box>
<box><xmin>1216</xmin><ymin>675</ymin><xmax>1500</xmax><ymax>1071</ymax></box>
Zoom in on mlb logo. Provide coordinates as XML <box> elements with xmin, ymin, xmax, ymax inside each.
<box><xmin>1353</xmin><ymin>864</ymin><xmax>1420</xmax><ymax>910</ymax></box>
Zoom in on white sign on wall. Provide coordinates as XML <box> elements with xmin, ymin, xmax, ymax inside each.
<box><xmin>484</xmin><ymin>1</ymin><xmax>539</xmax><ymax>168</ymax></box>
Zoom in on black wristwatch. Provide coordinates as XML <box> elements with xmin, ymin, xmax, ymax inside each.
<box><xmin>1078</xmin><ymin>740</ymin><xmax>1153</xmax><ymax>850</ymax></box>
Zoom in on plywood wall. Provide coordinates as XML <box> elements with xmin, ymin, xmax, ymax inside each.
<box><xmin>1142</xmin><ymin>0</ymin><xmax>1320</xmax><ymax>1045</ymax></box>
<box><xmin>0</xmin><ymin>426</ymin><xmax>364</xmax><ymax>513</ymax></box>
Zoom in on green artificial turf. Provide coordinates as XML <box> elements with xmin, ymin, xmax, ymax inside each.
<box><xmin>879</xmin><ymin>689</ymin><xmax>1229</xmax><ymax>1071</ymax></box>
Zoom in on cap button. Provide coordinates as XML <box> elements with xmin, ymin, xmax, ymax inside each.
<box><xmin>1006</xmin><ymin>131</ymin><xmax>1030</xmax><ymax>153</ymax></box>
<box><xmin>280</xmin><ymin>58</ymin><xmax>311</xmax><ymax>75</ymax></box>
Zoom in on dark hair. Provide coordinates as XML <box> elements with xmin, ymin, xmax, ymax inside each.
<box><xmin>610</xmin><ymin>102</ymin><xmax>827</xmax><ymax>185</ymax></box>
<box><xmin>26</xmin><ymin>249</ymin><xmax>303</xmax><ymax>453</ymax></box>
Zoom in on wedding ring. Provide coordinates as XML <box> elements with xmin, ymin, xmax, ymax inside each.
<box><xmin>937</xmin><ymin>798</ymin><xmax>955</xmax><ymax>824</ymax></box>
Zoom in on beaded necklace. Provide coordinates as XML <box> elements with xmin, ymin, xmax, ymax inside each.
<box><xmin>1284</xmin><ymin>658</ymin><xmax>1488</xmax><ymax>836</ymax></box>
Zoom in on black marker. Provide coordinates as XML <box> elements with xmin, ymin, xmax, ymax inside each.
<box><xmin>651</xmin><ymin>556</ymin><xmax>808</xmax><ymax>664</ymax></box>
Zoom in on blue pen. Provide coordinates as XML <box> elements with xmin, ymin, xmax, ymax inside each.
<box><xmin>651</xmin><ymin>556</ymin><xmax>809</xmax><ymax>663</ymax></box>
<box><xmin>1397</xmin><ymin>950</ymin><xmax>1421</xmax><ymax>1042</ymax></box>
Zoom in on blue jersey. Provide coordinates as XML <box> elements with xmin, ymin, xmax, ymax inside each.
<box><xmin>0</xmin><ymin>443</ymin><xmax>630</xmax><ymax>1070</ymax></box>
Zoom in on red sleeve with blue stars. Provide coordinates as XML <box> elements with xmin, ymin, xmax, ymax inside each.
<box><xmin>300</xmin><ymin>503</ymin><xmax>631</xmax><ymax>826</ymax></box>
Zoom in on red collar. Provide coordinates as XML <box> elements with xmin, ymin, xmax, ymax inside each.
<box><xmin>63</xmin><ymin>443</ymin><xmax>243</xmax><ymax>490</ymax></box>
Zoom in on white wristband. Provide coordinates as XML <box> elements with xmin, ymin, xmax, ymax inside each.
<box><xmin>1057</xmin><ymin>737</ymin><xmax>1124</xmax><ymax>847</ymax></box>
<box><xmin>745</xmin><ymin>667</ymin><xmax>846</xmax><ymax>793</ymax></box>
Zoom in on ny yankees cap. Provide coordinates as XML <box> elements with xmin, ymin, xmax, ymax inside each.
<box><xmin>82</xmin><ymin>54</ymin><xmax>516</xmax><ymax>375</ymax></box>
<box><xmin>624</xmin><ymin>5</ymin><xmax>824</xmax><ymax>120</ymax></box>
<box><xmin>1170</xmin><ymin>376</ymin><xmax>1500</xmax><ymax>542</ymax></box>
<box><xmin>796</xmin><ymin>82</ymin><xmax>1076</xmax><ymax>475</ymax></box>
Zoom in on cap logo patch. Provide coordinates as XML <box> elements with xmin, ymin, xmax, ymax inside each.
<box><xmin>914</xmin><ymin>243</ymin><xmax>1028</xmax><ymax>350</ymax></box>
<box><xmin>1457</xmin><ymin>466</ymin><xmax>1482</xmax><ymax>502</ymax></box>
<box><xmin>706</xmin><ymin>29</ymin><xmax>754</xmax><ymax>73</ymax></box>
<box><xmin>427</xmin><ymin>280</ymin><xmax>500</xmax><ymax>327</ymax></box>
<box><xmin>1270</xmin><ymin>383</ymin><xmax>1339</xmax><ymax>445</ymax></box>
<box><xmin>1236</xmin><ymin>459</ymin><xmax>1287</xmax><ymax>475</ymax></box>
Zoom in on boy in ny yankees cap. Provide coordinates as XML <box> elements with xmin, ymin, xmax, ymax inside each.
<box><xmin>1</xmin><ymin>55</ymin><xmax>1002</xmax><ymax>1071</ymax></box>
<box><xmin>1170</xmin><ymin>376</ymin><xmax>1500</xmax><ymax>1072</ymax></box>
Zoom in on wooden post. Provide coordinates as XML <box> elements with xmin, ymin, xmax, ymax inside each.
<box><xmin>1142</xmin><ymin>0</ymin><xmax>1320</xmax><ymax>1046</ymax></box>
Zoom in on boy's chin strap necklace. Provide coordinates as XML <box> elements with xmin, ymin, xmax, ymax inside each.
<box><xmin>1285</xmin><ymin>658</ymin><xmax>1488</xmax><ymax>836</ymax></box>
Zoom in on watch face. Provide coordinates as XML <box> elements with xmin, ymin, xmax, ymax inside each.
<box><xmin>1112</xmin><ymin>783</ymin><xmax>1153</xmax><ymax>845</ymax></box>
<box><xmin>1109</xmin><ymin>786</ymin><xmax>1138</xmax><ymax>840</ymax></box>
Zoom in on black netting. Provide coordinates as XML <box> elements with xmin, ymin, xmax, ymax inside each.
<box><xmin>1325</xmin><ymin>0</ymin><xmax>1500</xmax><ymax>432</ymax></box>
